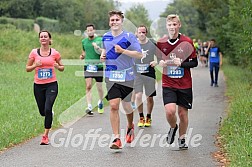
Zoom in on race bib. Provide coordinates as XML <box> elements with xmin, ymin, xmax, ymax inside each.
<box><xmin>210</xmin><ymin>52</ymin><xmax>216</xmax><ymax>57</ymax></box>
<box><xmin>167</xmin><ymin>66</ymin><xmax>184</xmax><ymax>78</ymax></box>
<box><xmin>38</xmin><ymin>68</ymin><xmax>52</xmax><ymax>79</ymax></box>
<box><xmin>136</xmin><ymin>64</ymin><xmax>149</xmax><ymax>73</ymax></box>
<box><xmin>86</xmin><ymin>65</ymin><xmax>98</xmax><ymax>72</ymax></box>
<box><xmin>109</xmin><ymin>70</ymin><xmax>126</xmax><ymax>82</ymax></box>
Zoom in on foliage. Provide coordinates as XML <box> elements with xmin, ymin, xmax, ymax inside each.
<box><xmin>125</xmin><ymin>3</ymin><xmax>152</xmax><ymax>34</ymax></box>
<box><xmin>158</xmin><ymin>0</ymin><xmax>252</xmax><ymax>70</ymax></box>
<box><xmin>0</xmin><ymin>28</ymin><xmax>81</xmax><ymax>63</ymax></box>
<box><xmin>0</xmin><ymin>0</ymin><xmax>116</xmax><ymax>32</ymax></box>
<box><xmin>159</xmin><ymin>0</ymin><xmax>200</xmax><ymax>38</ymax></box>
<box><xmin>35</xmin><ymin>17</ymin><xmax>60</xmax><ymax>32</ymax></box>
<box><xmin>0</xmin><ymin>16</ymin><xmax>34</xmax><ymax>31</ymax></box>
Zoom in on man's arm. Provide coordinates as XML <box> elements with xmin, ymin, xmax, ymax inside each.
<box><xmin>114</xmin><ymin>45</ymin><xmax>143</xmax><ymax>59</ymax></box>
<box><xmin>80</xmin><ymin>50</ymin><xmax>86</xmax><ymax>59</ymax></box>
<box><xmin>180</xmin><ymin>57</ymin><xmax>198</xmax><ymax>68</ymax></box>
<box><xmin>219</xmin><ymin>52</ymin><xmax>223</xmax><ymax>66</ymax></box>
<box><xmin>205</xmin><ymin>42</ymin><xmax>211</xmax><ymax>55</ymax></box>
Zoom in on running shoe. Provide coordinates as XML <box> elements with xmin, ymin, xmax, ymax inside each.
<box><xmin>126</xmin><ymin>124</ymin><xmax>134</xmax><ymax>143</ymax></box>
<box><xmin>85</xmin><ymin>108</ymin><xmax>94</xmax><ymax>115</ymax></box>
<box><xmin>98</xmin><ymin>102</ymin><xmax>104</xmax><ymax>114</ymax></box>
<box><xmin>40</xmin><ymin>135</ymin><xmax>49</xmax><ymax>145</ymax></box>
<box><xmin>110</xmin><ymin>138</ymin><xmax>122</xmax><ymax>149</ymax></box>
<box><xmin>137</xmin><ymin>117</ymin><xmax>145</xmax><ymax>127</ymax></box>
<box><xmin>144</xmin><ymin>118</ymin><xmax>152</xmax><ymax>127</ymax></box>
<box><xmin>178</xmin><ymin>138</ymin><xmax>188</xmax><ymax>150</ymax></box>
<box><xmin>166</xmin><ymin>124</ymin><xmax>178</xmax><ymax>144</ymax></box>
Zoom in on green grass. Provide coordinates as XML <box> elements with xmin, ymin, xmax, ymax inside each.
<box><xmin>220</xmin><ymin>64</ymin><xmax>252</xmax><ymax>167</ymax></box>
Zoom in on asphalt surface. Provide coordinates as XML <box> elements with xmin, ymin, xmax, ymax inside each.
<box><xmin>0</xmin><ymin>66</ymin><xmax>226</xmax><ymax>167</ymax></box>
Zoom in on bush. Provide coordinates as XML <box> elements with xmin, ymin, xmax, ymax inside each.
<box><xmin>35</xmin><ymin>17</ymin><xmax>60</xmax><ymax>32</ymax></box>
<box><xmin>0</xmin><ymin>17</ymin><xmax>34</xmax><ymax>31</ymax></box>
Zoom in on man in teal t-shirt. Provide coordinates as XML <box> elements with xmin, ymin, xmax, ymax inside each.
<box><xmin>80</xmin><ymin>24</ymin><xmax>104</xmax><ymax>115</ymax></box>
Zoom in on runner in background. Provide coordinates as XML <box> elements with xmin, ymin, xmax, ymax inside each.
<box><xmin>205</xmin><ymin>39</ymin><xmax>223</xmax><ymax>87</ymax></box>
<box><xmin>134</xmin><ymin>25</ymin><xmax>157</xmax><ymax>127</ymax></box>
<box><xmin>80</xmin><ymin>24</ymin><xmax>104</xmax><ymax>115</ymax></box>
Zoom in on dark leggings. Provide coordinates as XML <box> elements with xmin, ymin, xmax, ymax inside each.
<box><xmin>34</xmin><ymin>81</ymin><xmax>58</xmax><ymax>129</ymax></box>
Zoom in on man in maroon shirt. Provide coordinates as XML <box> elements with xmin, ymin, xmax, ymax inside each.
<box><xmin>157</xmin><ymin>14</ymin><xmax>198</xmax><ymax>149</ymax></box>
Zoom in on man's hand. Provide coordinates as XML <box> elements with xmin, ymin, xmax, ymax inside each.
<box><xmin>114</xmin><ymin>45</ymin><xmax>125</xmax><ymax>53</ymax></box>
<box><xmin>159</xmin><ymin>60</ymin><xmax>168</xmax><ymax>67</ymax></box>
<box><xmin>173</xmin><ymin>58</ymin><xmax>182</xmax><ymax>66</ymax></box>
<box><xmin>80</xmin><ymin>54</ymin><xmax>85</xmax><ymax>60</ymax></box>
<box><xmin>150</xmin><ymin>61</ymin><xmax>157</xmax><ymax>67</ymax></box>
<box><xmin>100</xmin><ymin>49</ymin><xmax>106</xmax><ymax>62</ymax></box>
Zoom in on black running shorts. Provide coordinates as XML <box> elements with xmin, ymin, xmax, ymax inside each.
<box><xmin>84</xmin><ymin>65</ymin><xmax>103</xmax><ymax>82</ymax></box>
<box><xmin>162</xmin><ymin>87</ymin><xmax>193</xmax><ymax>109</ymax></box>
<box><xmin>105</xmin><ymin>78</ymin><xmax>134</xmax><ymax>102</ymax></box>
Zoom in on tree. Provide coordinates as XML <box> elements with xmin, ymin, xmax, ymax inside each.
<box><xmin>0</xmin><ymin>0</ymin><xmax>35</xmax><ymax>18</ymax></box>
<box><xmin>0</xmin><ymin>0</ymin><xmax>116</xmax><ymax>32</ymax></box>
<box><xmin>159</xmin><ymin>0</ymin><xmax>200</xmax><ymax>39</ymax></box>
<box><xmin>125</xmin><ymin>3</ymin><xmax>152</xmax><ymax>34</ymax></box>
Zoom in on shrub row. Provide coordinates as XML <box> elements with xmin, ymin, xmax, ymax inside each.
<box><xmin>0</xmin><ymin>17</ymin><xmax>60</xmax><ymax>32</ymax></box>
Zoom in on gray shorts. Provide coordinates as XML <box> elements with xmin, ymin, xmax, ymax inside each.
<box><xmin>134</xmin><ymin>75</ymin><xmax>156</xmax><ymax>97</ymax></box>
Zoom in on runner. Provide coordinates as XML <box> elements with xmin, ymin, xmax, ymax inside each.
<box><xmin>204</xmin><ymin>39</ymin><xmax>223</xmax><ymax>87</ymax></box>
<box><xmin>80</xmin><ymin>24</ymin><xmax>104</xmax><ymax>115</ymax></box>
<box><xmin>100</xmin><ymin>10</ymin><xmax>142</xmax><ymax>149</ymax></box>
<box><xmin>157</xmin><ymin>14</ymin><xmax>198</xmax><ymax>149</ymax></box>
<box><xmin>26</xmin><ymin>30</ymin><xmax>64</xmax><ymax>145</ymax></box>
<box><xmin>200</xmin><ymin>41</ymin><xmax>209</xmax><ymax>67</ymax></box>
<box><xmin>134</xmin><ymin>25</ymin><xmax>157</xmax><ymax>127</ymax></box>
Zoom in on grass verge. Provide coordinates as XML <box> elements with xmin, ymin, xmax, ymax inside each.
<box><xmin>220</xmin><ymin>64</ymin><xmax>252</xmax><ymax>167</ymax></box>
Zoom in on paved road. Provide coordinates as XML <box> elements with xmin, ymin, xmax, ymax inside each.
<box><xmin>0</xmin><ymin>67</ymin><xmax>226</xmax><ymax>167</ymax></box>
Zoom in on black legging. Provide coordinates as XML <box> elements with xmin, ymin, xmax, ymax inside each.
<box><xmin>34</xmin><ymin>81</ymin><xmax>58</xmax><ymax>129</ymax></box>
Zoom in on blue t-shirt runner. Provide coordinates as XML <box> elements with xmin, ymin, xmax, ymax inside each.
<box><xmin>102</xmin><ymin>31</ymin><xmax>142</xmax><ymax>82</ymax></box>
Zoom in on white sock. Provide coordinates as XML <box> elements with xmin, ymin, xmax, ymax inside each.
<box><xmin>88</xmin><ymin>104</ymin><xmax>92</xmax><ymax>110</ymax></box>
<box><xmin>98</xmin><ymin>100</ymin><xmax>103</xmax><ymax>105</ymax></box>
<box><xmin>179</xmin><ymin>134</ymin><xmax>186</xmax><ymax>139</ymax></box>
